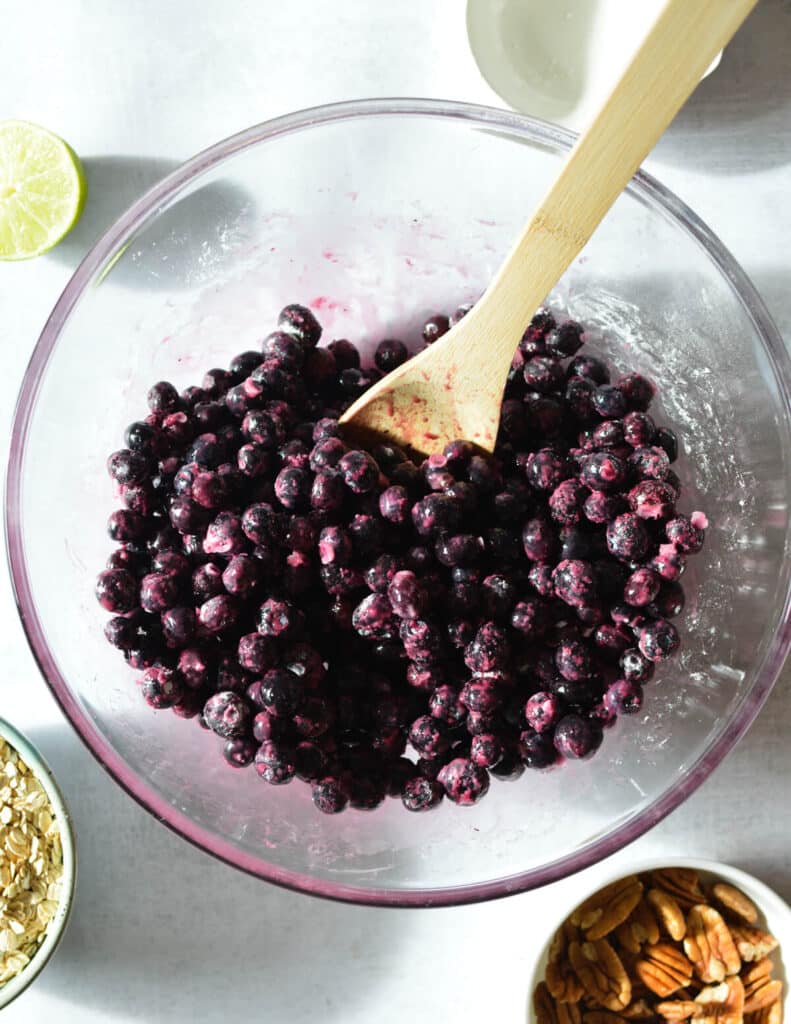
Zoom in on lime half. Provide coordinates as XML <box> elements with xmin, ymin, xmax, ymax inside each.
<box><xmin>0</xmin><ymin>120</ymin><xmax>87</xmax><ymax>261</ymax></box>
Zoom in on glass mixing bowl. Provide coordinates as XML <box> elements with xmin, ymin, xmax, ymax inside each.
<box><xmin>7</xmin><ymin>100</ymin><xmax>791</xmax><ymax>906</ymax></box>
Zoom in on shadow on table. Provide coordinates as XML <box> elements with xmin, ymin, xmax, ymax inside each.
<box><xmin>654</xmin><ymin>0</ymin><xmax>791</xmax><ymax>174</ymax></box>
<box><xmin>28</xmin><ymin>722</ymin><xmax>407</xmax><ymax>1022</ymax></box>
<box><xmin>49</xmin><ymin>154</ymin><xmax>255</xmax><ymax>290</ymax></box>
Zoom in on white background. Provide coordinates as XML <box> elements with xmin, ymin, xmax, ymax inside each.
<box><xmin>2</xmin><ymin>2</ymin><xmax>790</xmax><ymax>1021</ymax></box>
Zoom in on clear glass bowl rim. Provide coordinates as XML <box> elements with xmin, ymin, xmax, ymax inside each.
<box><xmin>6</xmin><ymin>98</ymin><xmax>791</xmax><ymax>908</ymax></box>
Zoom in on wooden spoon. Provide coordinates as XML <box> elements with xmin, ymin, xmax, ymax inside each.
<box><xmin>340</xmin><ymin>0</ymin><xmax>757</xmax><ymax>457</ymax></box>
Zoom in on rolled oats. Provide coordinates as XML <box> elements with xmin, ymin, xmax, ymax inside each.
<box><xmin>0</xmin><ymin>738</ymin><xmax>65</xmax><ymax>990</ymax></box>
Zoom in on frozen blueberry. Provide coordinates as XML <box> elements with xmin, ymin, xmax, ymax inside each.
<box><xmin>619</xmin><ymin>647</ymin><xmax>655</xmax><ymax>684</ymax></box>
<box><xmin>648</xmin><ymin>543</ymin><xmax>686</xmax><ymax>581</ymax></box>
<box><xmin>277</xmin><ymin>303</ymin><xmax>322</xmax><ymax>347</ymax></box>
<box><xmin>238</xmin><ymin>632</ymin><xmax>278</xmax><ymax>673</ymax></box>
<box><xmin>203</xmin><ymin>691</ymin><xmax>250</xmax><ymax>738</ymax></box>
<box><xmin>527</xmin><ymin>562</ymin><xmax>555</xmax><ymax>598</ymax></box>
<box><xmin>459</xmin><ymin>678</ymin><xmax>504</xmax><ymax>714</ymax></box>
<box><xmin>648</xmin><ymin>580</ymin><xmax>686</xmax><ymax>619</ymax></box>
<box><xmin>402</xmin><ymin>776</ymin><xmax>444</xmax><ymax>811</ymax></box>
<box><xmin>312</xmin><ymin>777</ymin><xmax>348</xmax><ymax>813</ymax></box>
<box><xmin>259</xmin><ymin>668</ymin><xmax>303</xmax><ymax>717</ymax></box>
<box><xmin>374</xmin><ymin>338</ymin><xmax>409</xmax><ymax>373</ymax></box>
<box><xmin>580</xmin><ymin>452</ymin><xmax>627</xmax><ymax>492</ymax></box>
<box><xmin>411</xmin><ymin>493</ymin><xmax>462</xmax><ymax>538</ymax></box>
<box><xmin>437</xmin><ymin>757</ymin><xmax>489</xmax><ymax>806</ymax></box>
<box><xmin>161</xmin><ymin>606</ymin><xmax>196</xmax><ymax>647</ymax></box>
<box><xmin>629</xmin><ymin>446</ymin><xmax>670</xmax><ymax>482</ymax></box>
<box><xmin>522</xmin><ymin>518</ymin><xmax>558</xmax><ymax>562</ymax></box>
<box><xmin>581</xmin><ymin>489</ymin><xmax>620</xmax><ymax>526</ymax></box>
<box><xmin>591</xmin><ymin>420</ymin><xmax>624</xmax><ymax>449</ymax></box>
<box><xmin>555</xmin><ymin>639</ymin><xmax>594</xmax><ymax>682</ymax></box>
<box><xmin>524</xmin><ymin>356</ymin><xmax>564</xmax><ymax>394</ymax></box>
<box><xmin>666</xmin><ymin>514</ymin><xmax>705</xmax><ymax>554</ymax></box>
<box><xmin>591</xmin><ymin>383</ymin><xmax>627</xmax><ymax>419</ymax></box>
<box><xmin>604</xmin><ymin>679</ymin><xmax>644</xmax><ymax>715</ymax></box>
<box><xmin>518</xmin><ymin>729</ymin><xmax>557</xmax><ymax>769</ymax></box>
<box><xmin>140</xmin><ymin>666</ymin><xmax>182</xmax><ymax>709</ymax></box>
<box><xmin>203</xmin><ymin>512</ymin><xmax>246</xmax><ymax>555</ymax></box>
<box><xmin>400</xmin><ymin>618</ymin><xmax>444</xmax><ymax>664</ymax></box>
<box><xmin>567</xmin><ymin>353</ymin><xmax>609</xmax><ymax>383</ymax></box>
<box><xmin>622</xmin><ymin>411</ymin><xmax>656</xmax><ymax>448</ymax></box>
<box><xmin>549</xmin><ymin>479</ymin><xmax>589</xmax><ymax>525</ymax></box>
<box><xmin>310</xmin><ymin>470</ymin><xmax>345</xmax><ymax>513</ymax></box>
<box><xmin>192</xmin><ymin>562</ymin><xmax>224</xmax><ymax>603</ymax></box>
<box><xmin>628</xmin><ymin>479</ymin><xmax>676</xmax><ymax>521</ymax></box>
<box><xmin>338</xmin><ymin>450</ymin><xmax>380</xmax><ymax>494</ymax></box>
<box><xmin>435</xmin><ymin>533</ymin><xmax>484</xmax><ymax>569</ymax></box>
<box><xmin>624</xmin><ymin>567</ymin><xmax>661</xmax><ymax>607</ymax></box>
<box><xmin>547</xmin><ymin>320</ymin><xmax>584</xmax><ymax>358</ymax></box>
<box><xmin>525</xmin><ymin>448</ymin><xmax>572</xmax><ymax>491</ymax></box>
<box><xmin>352</xmin><ymin>594</ymin><xmax>398</xmax><ymax>640</ymax></box>
<box><xmin>408</xmin><ymin>716</ymin><xmax>450</xmax><ymax>758</ymax></box>
<box><xmin>422</xmin><ymin>314</ymin><xmax>450</xmax><ymax>344</ymax></box>
<box><xmin>553</xmin><ymin>714</ymin><xmax>602</xmax><ymax>760</ymax></box>
<box><xmin>524</xmin><ymin>691</ymin><xmax>563</xmax><ymax>734</ymax></box>
<box><xmin>617</xmin><ymin>373</ymin><xmax>654</xmax><ymax>411</ymax></box>
<box><xmin>464</xmin><ymin>622</ymin><xmax>510</xmax><ymax>673</ymax></box>
<box><xmin>638</xmin><ymin>619</ymin><xmax>680</xmax><ymax>662</ymax></box>
<box><xmin>147</xmin><ymin>381</ymin><xmax>180</xmax><ymax>414</ymax></box>
<box><xmin>198</xmin><ymin>595</ymin><xmax>239</xmax><ymax>633</ymax></box>
<box><xmin>107</xmin><ymin>449</ymin><xmax>150</xmax><ymax>487</ymax></box>
<box><xmin>470</xmin><ymin>733</ymin><xmax>504</xmax><ymax>769</ymax></box>
<box><xmin>606</xmin><ymin>513</ymin><xmax>650</xmax><ymax>561</ymax></box>
<box><xmin>95</xmin><ymin>570</ymin><xmax>138</xmax><ymax>613</ymax></box>
<box><xmin>258</xmin><ymin>598</ymin><xmax>303</xmax><ymax>639</ymax></box>
<box><xmin>221</xmin><ymin>554</ymin><xmax>260</xmax><ymax>595</ymax></box>
<box><xmin>552</xmin><ymin>559</ymin><xmax>597</xmax><ymax>608</ymax></box>
<box><xmin>654</xmin><ymin>426</ymin><xmax>679</xmax><ymax>463</ymax></box>
<box><xmin>255</xmin><ymin>740</ymin><xmax>297</xmax><ymax>785</ymax></box>
<box><xmin>223</xmin><ymin>737</ymin><xmax>257</xmax><ymax>768</ymax></box>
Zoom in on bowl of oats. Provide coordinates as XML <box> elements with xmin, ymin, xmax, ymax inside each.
<box><xmin>0</xmin><ymin>719</ymin><xmax>75</xmax><ymax>1010</ymax></box>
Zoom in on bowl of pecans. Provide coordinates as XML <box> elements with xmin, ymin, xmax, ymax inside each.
<box><xmin>529</xmin><ymin>859</ymin><xmax>790</xmax><ymax>1024</ymax></box>
<box><xmin>0</xmin><ymin>719</ymin><xmax>76</xmax><ymax>1010</ymax></box>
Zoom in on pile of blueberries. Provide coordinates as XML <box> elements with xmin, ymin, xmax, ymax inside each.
<box><xmin>95</xmin><ymin>302</ymin><xmax>705</xmax><ymax>814</ymax></box>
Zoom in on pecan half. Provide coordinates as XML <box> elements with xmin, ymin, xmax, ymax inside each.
<box><xmin>548</xmin><ymin>958</ymin><xmax>586</xmax><ymax>1003</ymax></box>
<box><xmin>684</xmin><ymin>906</ymin><xmax>741</xmax><ymax>983</ymax></box>
<box><xmin>623</xmin><ymin>899</ymin><xmax>662</xmax><ymax>951</ymax></box>
<box><xmin>648</xmin><ymin>888</ymin><xmax>687</xmax><ymax>941</ymax></box>
<box><xmin>569</xmin><ymin>939</ymin><xmax>632</xmax><ymax>1012</ymax></box>
<box><xmin>729</xmin><ymin>924</ymin><xmax>779</xmax><ymax>963</ymax></box>
<box><xmin>571</xmin><ymin>876</ymin><xmax>644</xmax><ymax>941</ymax></box>
<box><xmin>534</xmin><ymin>980</ymin><xmax>582</xmax><ymax>1024</ymax></box>
<box><xmin>742</xmin><ymin>959</ymin><xmax>783</xmax><ymax>1014</ymax></box>
<box><xmin>711</xmin><ymin>883</ymin><xmax>759</xmax><ymax>926</ymax></box>
<box><xmin>652</xmin><ymin>869</ymin><xmax>706</xmax><ymax>911</ymax></box>
<box><xmin>745</xmin><ymin>1001</ymin><xmax>783</xmax><ymax>1024</ymax></box>
<box><xmin>656</xmin><ymin>1000</ymin><xmax>700</xmax><ymax>1021</ymax></box>
<box><xmin>635</xmin><ymin>942</ymin><xmax>694</xmax><ymax>997</ymax></box>
<box><xmin>691</xmin><ymin>976</ymin><xmax>745</xmax><ymax>1024</ymax></box>
<box><xmin>547</xmin><ymin>920</ymin><xmax>585</xmax><ymax>1003</ymax></box>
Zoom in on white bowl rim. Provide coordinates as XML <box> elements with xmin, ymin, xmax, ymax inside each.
<box><xmin>526</xmin><ymin>856</ymin><xmax>791</xmax><ymax>1022</ymax></box>
<box><xmin>0</xmin><ymin>718</ymin><xmax>77</xmax><ymax>1010</ymax></box>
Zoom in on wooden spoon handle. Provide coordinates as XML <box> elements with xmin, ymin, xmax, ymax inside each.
<box><xmin>468</xmin><ymin>0</ymin><xmax>758</xmax><ymax>367</ymax></box>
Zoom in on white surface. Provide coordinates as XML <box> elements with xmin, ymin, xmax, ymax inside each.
<box><xmin>1</xmin><ymin>1</ymin><xmax>790</xmax><ymax>1021</ymax></box>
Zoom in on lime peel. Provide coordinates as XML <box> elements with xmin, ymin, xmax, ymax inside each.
<box><xmin>0</xmin><ymin>119</ymin><xmax>87</xmax><ymax>261</ymax></box>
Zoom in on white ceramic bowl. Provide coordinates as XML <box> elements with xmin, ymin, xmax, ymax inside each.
<box><xmin>466</xmin><ymin>0</ymin><xmax>722</xmax><ymax>131</ymax></box>
<box><xmin>527</xmin><ymin>857</ymin><xmax>791</xmax><ymax>1022</ymax></box>
<box><xmin>0</xmin><ymin>719</ymin><xmax>76</xmax><ymax>1011</ymax></box>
